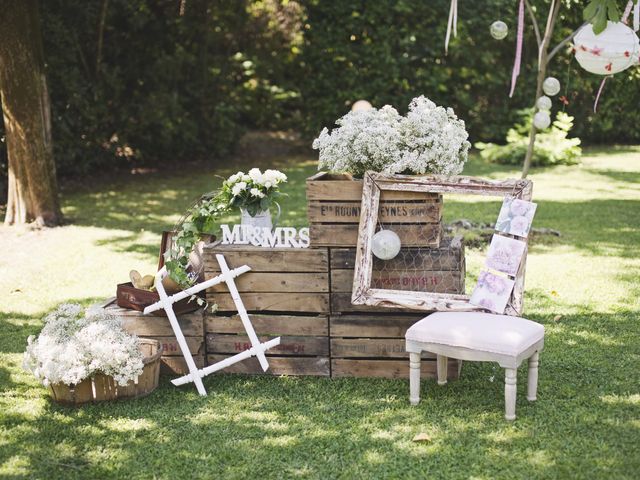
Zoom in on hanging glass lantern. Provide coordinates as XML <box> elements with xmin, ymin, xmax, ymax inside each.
<box><xmin>490</xmin><ymin>21</ymin><xmax>509</xmax><ymax>40</ymax></box>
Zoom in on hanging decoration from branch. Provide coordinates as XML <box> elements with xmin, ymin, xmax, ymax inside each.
<box><xmin>445</xmin><ymin>0</ymin><xmax>459</xmax><ymax>54</ymax></box>
<box><xmin>573</xmin><ymin>21</ymin><xmax>640</xmax><ymax>75</ymax></box>
<box><xmin>509</xmin><ymin>0</ymin><xmax>526</xmax><ymax>97</ymax></box>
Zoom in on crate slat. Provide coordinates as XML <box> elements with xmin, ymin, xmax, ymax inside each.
<box><xmin>310</xmin><ymin>224</ymin><xmax>440</xmax><ymax>248</ymax></box>
<box><xmin>144</xmin><ymin>336</ymin><xmax>204</xmax><ymax>357</ymax></box>
<box><xmin>308</xmin><ymin>200</ymin><xmax>441</xmax><ymax>224</ymax></box>
<box><xmin>331</xmin><ymin>338</ymin><xmax>434</xmax><ymax>359</ymax></box>
<box><xmin>207</xmin><ymin>355</ymin><xmax>330</xmax><ymax>376</ymax></box>
<box><xmin>208</xmin><ymin>272</ymin><xmax>329</xmax><ymax>293</ymax></box>
<box><xmin>331</xmin><ymin>358</ymin><xmax>459</xmax><ymax>379</ymax></box>
<box><xmin>206</xmin><ymin>314</ymin><xmax>328</xmax><ymax>336</ymax></box>
<box><xmin>160</xmin><ymin>355</ymin><xmax>205</xmax><ymax>375</ymax></box>
<box><xmin>208</xmin><ymin>292</ymin><xmax>330</xmax><ymax>314</ymax></box>
<box><xmin>204</xmin><ymin>245</ymin><xmax>328</xmax><ymax>272</ymax></box>
<box><xmin>331</xmin><ymin>269</ymin><xmax>464</xmax><ymax>294</ymax></box>
<box><xmin>330</xmin><ymin>315</ymin><xmax>422</xmax><ymax>338</ymax></box>
<box><xmin>207</xmin><ymin>334</ymin><xmax>329</xmax><ymax>356</ymax></box>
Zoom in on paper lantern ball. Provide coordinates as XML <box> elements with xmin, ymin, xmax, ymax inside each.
<box><xmin>371</xmin><ymin>230</ymin><xmax>401</xmax><ymax>260</ymax></box>
<box><xmin>352</xmin><ymin>100</ymin><xmax>373</xmax><ymax>112</ymax></box>
<box><xmin>574</xmin><ymin>21</ymin><xmax>640</xmax><ymax>75</ymax></box>
<box><xmin>536</xmin><ymin>95</ymin><xmax>552</xmax><ymax>111</ymax></box>
<box><xmin>542</xmin><ymin>77</ymin><xmax>561</xmax><ymax>96</ymax></box>
<box><xmin>533</xmin><ymin>111</ymin><xmax>551</xmax><ymax>130</ymax></box>
<box><xmin>490</xmin><ymin>21</ymin><xmax>509</xmax><ymax>40</ymax></box>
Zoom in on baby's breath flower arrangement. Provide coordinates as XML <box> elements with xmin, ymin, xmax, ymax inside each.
<box><xmin>313</xmin><ymin>96</ymin><xmax>471</xmax><ymax>177</ymax></box>
<box><xmin>23</xmin><ymin>304</ymin><xmax>144</xmax><ymax>387</ymax></box>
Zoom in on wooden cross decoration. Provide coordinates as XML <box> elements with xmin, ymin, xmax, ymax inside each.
<box><xmin>143</xmin><ymin>253</ymin><xmax>281</xmax><ymax>396</ymax></box>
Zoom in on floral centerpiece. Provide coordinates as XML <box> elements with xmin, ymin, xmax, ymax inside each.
<box><xmin>23</xmin><ymin>304</ymin><xmax>145</xmax><ymax>388</ymax></box>
<box><xmin>165</xmin><ymin>168</ymin><xmax>287</xmax><ymax>287</ymax></box>
<box><xmin>312</xmin><ymin>96</ymin><xmax>471</xmax><ymax>177</ymax></box>
<box><xmin>217</xmin><ymin>168</ymin><xmax>287</xmax><ymax>224</ymax></box>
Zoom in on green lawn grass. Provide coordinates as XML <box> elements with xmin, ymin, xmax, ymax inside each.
<box><xmin>1</xmin><ymin>147</ymin><xmax>639</xmax><ymax>479</ymax></box>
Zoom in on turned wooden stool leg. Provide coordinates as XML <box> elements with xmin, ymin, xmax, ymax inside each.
<box><xmin>409</xmin><ymin>352</ymin><xmax>421</xmax><ymax>405</ymax></box>
<box><xmin>437</xmin><ymin>355</ymin><xmax>448</xmax><ymax>385</ymax></box>
<box><xmin>527</xmin><ymin>351</ymin><xmax>539</xmax><ymax>401</ymax></box>
<box><xmin>504</xmin><ymin>368</ymin><xmax>517</xmax><ymax>421</ymax></box>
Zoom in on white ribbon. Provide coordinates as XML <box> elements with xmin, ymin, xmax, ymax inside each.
<box><xmin>634</xmin><ymin>1</ymin><xmax>639</xmax><ymax>32</ymax></box>
<box><xmin>445</xmin><ymin>0</ymin><xmax>458</xmax><ymax>54</ymax></box>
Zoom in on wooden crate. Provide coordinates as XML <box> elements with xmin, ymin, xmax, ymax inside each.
<box><xmin>206</xmin><ymin>313</ymin><xmax>330</xmax><ymax>376</ymax></box>
<box><xmin>330</xmin><ymin>314</ymin><xmax>461</xmax><ymax>380</ymax></box>
<box><xmin>101</xmin><ymin>299</ymin><xmax>205</xmax><ymax>375</ymax></box>
<box><xmin>306</xmin><ymin>172</ymin><xmax>443</xmax><ymax>247</ymax></box>
<box><xmin>204</xmin><ymin>243</ymin><xmax>330</xmax><ymax>314</ymax></box>
<box><xmin>204</xmin><ymin>244</ymin><xmax>330</xmax><ymax>376</ymax></box>
<box><xmin>330</xmin><ymin>236</ymin><xmax>465</xmax><ymax>297</ymax></box>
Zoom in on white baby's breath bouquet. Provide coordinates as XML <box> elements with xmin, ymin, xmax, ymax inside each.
<box><xmin>313</xmin><ymin>96</ymin><xmax>471</xmax><ymax>177</ymax></box>
<box><xmin>23</xmin><ymin>304</ymin><xmax>144</xmax><ymax>387</ymax></box>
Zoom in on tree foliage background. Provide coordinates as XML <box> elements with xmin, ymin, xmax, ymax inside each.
<box><xmin>1</xmin><ymin>0</ymin><xmax>639</xmax><ymax>194</ymax></box>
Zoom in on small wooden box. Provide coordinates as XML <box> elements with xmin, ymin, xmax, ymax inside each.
<box><xmin>306</xmin><ymin>172</ymin><xmax>443</xmax><ymax>248</ymax></box>
<box><xmin>101</xmin><ymin>299</ymin><xmax>205</xmax><ymax>375</ymax></box>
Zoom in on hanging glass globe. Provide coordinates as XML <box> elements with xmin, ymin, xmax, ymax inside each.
<box><xmin>533</xmin><ymin>111</ymin><xmax>551</xmax><ymax>130</ymax></box>
<box><xmin>536</xmin><ymin>96</ymin><xmax>552</xmax><ymax>111</ymax></box>
<box><xmin>542</xmin><ymin>77</ymin><xmax>561</xmax><ymax>96</ymax></box>
<box><xmin>490</xmin><ymin>21</ymin><xmax>509</xmax><ymax>40</ymax></box>
<box><xmin>371</xmin><ymin>230</ymin><xmax>401</xmax><ymax>260</ymax></box>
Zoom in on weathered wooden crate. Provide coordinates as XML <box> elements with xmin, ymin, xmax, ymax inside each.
<box><xmin>306</xmin><ymin>172</ymin><xmax>443</xmax><ymax>247</ymax></box>
<box><xmin>327</xmin><ymin>240</ymin><xmax>464</xmax><ymax>379</ymax></box>
<box><xmin>330</xmin><ymin>314</ymin><xmax>461</xmax><ymax>380</ymax></box>
<box><xmin>204</xmin><ymin>244</ymin><xmax>331</xmax><ymax>376</ymax></box>
<box><xmin>101</xmin><ymin>299</ymin><xmax>205</xmax><ymax>375</ymax></box>
<box><xmin>206</xmin><ymin>313</ymin><xmax>330</xmax><ymax>376</ymax></box>
<box><xmin>331</xmin><ymin>236</ymin><xmax>465</xmax><ymax>296</ymax></box>
<box><xmin>204</xmin><ymin>243</ymin><xmax>330</xmax><ymax>314</ymax></box>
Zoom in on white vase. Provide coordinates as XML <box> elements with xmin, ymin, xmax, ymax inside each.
<box><xmin>240</xmin><ymin>208</ymin><xmax>272</xmax><ymax>230</ymax></box>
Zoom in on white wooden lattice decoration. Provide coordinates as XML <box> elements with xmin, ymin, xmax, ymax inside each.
<box><xmin>143</xmin><ymin>253</ymin><xmax>281</xmax><ymax>396</ymax></box>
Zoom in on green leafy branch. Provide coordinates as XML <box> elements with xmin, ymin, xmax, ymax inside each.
<box><xmin>584</xmin><ymin>0</ymin><xmax>621</xmax><ymax>34</ymax></box>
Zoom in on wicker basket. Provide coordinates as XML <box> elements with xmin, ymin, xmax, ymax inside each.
<box><xmin>49</xmin><ymin>339</ymin><xmax>163</xmax><ymax>405</ymax></box>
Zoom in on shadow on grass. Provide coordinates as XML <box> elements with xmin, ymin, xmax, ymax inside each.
<box><xmin>1</xmin><ymin>310</ymin><xmax>638</xmax><ymax>479</ymax></box>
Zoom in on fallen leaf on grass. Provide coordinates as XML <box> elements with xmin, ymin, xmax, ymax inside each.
<box><xmin>553</xmin><ymin>315</ymin><xmax>563</xmax><ymax>322</ymax></box>
<box><xmin>412</xmin><ymin>433</ymin><xmax>432</xmax><ymax>443</ymax></box>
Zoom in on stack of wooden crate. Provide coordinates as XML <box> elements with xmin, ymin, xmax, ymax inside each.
<box><xmin>101</xmin><ymin>299</ymin><xmax>205</xmax><ymax>375</ymax></box>
<box><xmin>204</xmin><ymin>245</ymin><xmax>331</xmax><ymax>376</ymax></box>
<box><xmin>307</xmin><ymin>171</ymin><xmax>464</xmax><ymax>379</ymax></box>
<box><xmin>201</xmin><ymin>171</ymin><xmax>466</xmax><ymax>380</ymax></box>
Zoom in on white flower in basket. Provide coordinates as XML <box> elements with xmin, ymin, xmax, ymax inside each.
<box><xmin>23</xmin><ymin>304</ymin><xmax>145</xmax><ymax>388</ymax></box>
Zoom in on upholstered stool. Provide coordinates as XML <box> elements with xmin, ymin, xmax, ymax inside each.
<box><xmin>405</xmin><ymin>312</ymin><xmax>545</xmax><ymax>420</ymax></box>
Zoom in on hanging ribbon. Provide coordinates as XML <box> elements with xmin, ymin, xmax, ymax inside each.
<box><xmin>509</xmin><ymin>0</ymin><xmax>525</xmax><ymax>97</ymax></box>
<box><xmin>593</xmin><ymin>76</ymin><xmax>611</xmax><ymax>113</ymax></box>
<box><xmin>445</xmin><ymin>0</ymin><xmax>458</xmax><ymax>55</ymax></box>
<box><xmin>621</xmin><ymin>1</ymin><xmax>640</xmax><ymax>31</ymax></box>
<box><xmin>622</xmin><ymin>1</ymin><xmax>633</xmax><ymax>24</ymax></box>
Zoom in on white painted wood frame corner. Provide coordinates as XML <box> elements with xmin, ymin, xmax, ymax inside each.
<box><xmin>351</xmin><ymin>172</ymin><xmax>534</xmax><ymax>316</ymax></box>
<box><xmin>143</xmin><ymin>254</ymin><xmax>281</xmax><ymax>396</ymax></box>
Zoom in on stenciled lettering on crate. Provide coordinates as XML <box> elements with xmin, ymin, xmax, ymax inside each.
<box><xmin>306</xmin><ymin>172</ymin><xmax>443</xmax><ymax>248</ymax></box>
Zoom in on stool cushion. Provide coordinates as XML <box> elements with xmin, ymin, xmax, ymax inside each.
<box><xmin>405</xmin><ymin>312</ymin><xmax>544</xmax><ymax>357</ymax></box>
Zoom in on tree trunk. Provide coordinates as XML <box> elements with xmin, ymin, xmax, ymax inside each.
<box><xmin>0</xmin><ymin>0</ymin><xmax>61</xmax><ymax>226</ymax></box>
